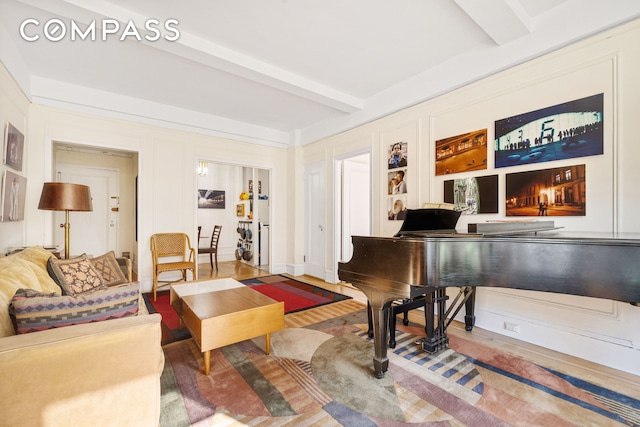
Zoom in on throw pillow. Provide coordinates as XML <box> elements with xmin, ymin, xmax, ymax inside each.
<box><xmin>9</xmin><ymin>282</ymin><xmax>140</xmax><ymax>334</ymax></box>
<box><xmin>47</xmin><ymin>255</ymin><xmax>106</xmax><ymax>296</ymax></box>
<box><xmin>88</xmin><ymin>251</ymin><xmax>128</xmax><ymax>286</ymax></box>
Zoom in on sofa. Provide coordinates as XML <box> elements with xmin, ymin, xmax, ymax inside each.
<box><xmin>0</xmin><ymin>246</ymin><xmax>164</xmax><ymax>427</ymax></box>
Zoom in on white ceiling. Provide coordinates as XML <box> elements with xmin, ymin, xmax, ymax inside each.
<box><xmin>1</xmin><ymin>0</ymin><xmax>639</xmax><ymax>147</ymax></box>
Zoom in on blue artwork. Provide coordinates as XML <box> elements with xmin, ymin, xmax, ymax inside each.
<box><xmin>494</xmin><ymin>93</ymin><xmax>603</xmax><ymax>168</ymax></box>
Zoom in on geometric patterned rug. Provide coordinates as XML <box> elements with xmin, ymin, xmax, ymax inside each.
<box><xmin>160</xmin><ymin>300</ymin><xmax>640</xmax><ymax>426</ymax></box>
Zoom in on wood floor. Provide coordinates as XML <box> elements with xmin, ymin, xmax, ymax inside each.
<box><xmin>199</xmin><ymin>261</ymin><xmax>640</xmax><ymax>399</ymax></box>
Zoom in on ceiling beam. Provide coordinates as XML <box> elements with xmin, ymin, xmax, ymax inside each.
<box><xmin>17</xmin><ymin>0</ymin><xmax>363</xmax><ymax>114</ymax></box>
<box><xmin>454</xmin><ymin>0</ymin><xmax>531</xmax><ymax>45</ymax></box>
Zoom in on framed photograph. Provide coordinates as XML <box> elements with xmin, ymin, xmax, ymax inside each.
<box><xmin>387</xmin><ymin>169</ymin><xmax>407</xmax><ymax>195</ymax></box>
<box><xmin>1</xmin><ymin>170</ymin><xmax>27</xmax><ymax>222</ymax></box>
<box><xmin>444</xmin><ymin>174</ymin><xmax>498</xmax><ymax>214</ymax></box>
<box><xmin>435</xmin><ymin>129</ymin><xmax>487</xmax><ymax>176</ymax></box>
<box><xmin>4</xmin><ymin>123</ymin><xmax>24</xmax><ymax>171</ymax></box>
<box><xmin>198</xmin><ymin>189</ymin><xmax>225</xmax><ymax>209</ymax></box>
<box><xmin>236</xmin><ymin>203</ymin><xmax>245</xmax><ymax>217</ymax></box>
<box><xmin>387</xmin><ymin>141</ymin><xmax>408</xmax><ymax>169</ymax></box>
<box><xmin>387</xmin><ymin>195</ymin><xmax>408</xmax><ymax>221</ymax></box>
<box><xmin>495</xmin><ymin>93</ymin><xmax>603</xmax><ymax>168</ymax></box>
<box><xmin>505</xmin><ymin>164</ymin><xmax>586</xmax><ymax>216</ymax></box>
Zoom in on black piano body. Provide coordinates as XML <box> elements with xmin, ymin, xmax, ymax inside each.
<box><xmin>338</xmin><ymin>210</ymin><xmax>640</xmax><ymax>378</ymax></box>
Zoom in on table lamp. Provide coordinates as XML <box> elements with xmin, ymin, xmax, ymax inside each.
<box><xmin>38</xmin><ymin>182</ymin><xmax>93</xmax><ymax>259</ymax></box>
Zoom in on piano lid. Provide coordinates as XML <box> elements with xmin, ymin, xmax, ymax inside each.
<box><xmin>394</xmin><ymin>208</ymin><xmax>462</xmax><ymax>237</ymax></box>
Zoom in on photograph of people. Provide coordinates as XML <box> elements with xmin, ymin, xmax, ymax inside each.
<box><xmin>388</xmin><ymin>141</ymin><xmax>407</xmax><ymax>169</ymax></box>
<box><xmin>388</xmin><ymin>169</ymin><xmax>407</xmax><ymax>195</ymax></box>
<box><xmin>388</xmin><ymin>197</ymin><xmax>407</xmax><ymax>220</ymax></box>
<box><xmin>2</xmin><ymin>171</ymin><xmax>26</xmax><ymax>222</ymax></box>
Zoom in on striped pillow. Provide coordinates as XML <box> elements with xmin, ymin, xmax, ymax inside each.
<box><xmin>9</xmin><ymin>282</ymin><xmax>140</xmax><ymax>334</ymax></box>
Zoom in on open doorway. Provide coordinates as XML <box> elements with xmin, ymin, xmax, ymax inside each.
<box><xmin>51</xmin><ymin>143</ymin><xmax>138</xmax><ymax>270</ymax></box>
<box><xmin>196</xmin><ymin>160</ymin><xmax>271</xmax><ymax>270</ymax></box>
<box><xmin>334</xmin><ymin>151</ymin><xmax>371</xmax><ymax>282</ymax></box>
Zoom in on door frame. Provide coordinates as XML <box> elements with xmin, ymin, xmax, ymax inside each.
<box><xmin>43</xmin><ymin>139</ymin><xmax>141</xmax><ymax>272</ymax></box>
<box><xmin>333</xmin><ymin>149</ymin><xmax>372</xmax><ymax>283</ymax></box>
<box><xmin>303</xmin><ymin>160</ymin><xmax>326</xmax><ymax>280</ymax></box>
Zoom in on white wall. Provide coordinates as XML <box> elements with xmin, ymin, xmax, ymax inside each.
<box><xmin>302</xmin><ymin>19</ymin><xmax>640</xmax><ymax>374</ymax></box>
<box><xmin>0</xmin><ymin>61</ymin><xmax>29</xmax><ymax>251</ymax></box>
<box><xmin>15</xmin><ymin>103</ymin><xmax>289</xmax><ymax>286</ymax></box>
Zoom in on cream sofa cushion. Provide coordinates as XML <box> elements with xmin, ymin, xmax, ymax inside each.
<box><xmin>0</xmin><ymin>247</ymin><xmax>62</xmax><ymax>337</ymax></box>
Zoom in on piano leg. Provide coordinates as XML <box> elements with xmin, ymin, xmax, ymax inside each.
<box><xmin>464</xmin><ymin>286</ymin><xmax>476</xmax><ymax>331</ymax></box>
<box><xmin>422</xmin><ymin>289</ymin><xmax>450</xmax><ymax>353</ymax></box>
<box><xmin>362</xmin><ymin>290</ymin><xmax>393</xmax><ymax>378</ymax></box>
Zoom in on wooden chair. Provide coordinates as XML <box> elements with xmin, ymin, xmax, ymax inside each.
<box><xmin>150</xmin><ymin>233</ymin><xmax>196</xmax><ymax>301</ymax></box>
<box><xmin>198</xmin><ymin>225</ymin><xmax>222</xmax><ymax>270</ymax></box>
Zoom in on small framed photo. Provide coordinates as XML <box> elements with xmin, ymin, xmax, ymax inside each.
<box><xmin>2</xmin><ymin>170</ymin><xmax>27</xmax><ymax>222</ymax></box>
<box><xmin>4</xmin><ymin>123</ymin><xmax>24</xmax><ymax>171</ymax></box>
<box><xmin>236</xmin><ymin>203</ymin><xmax>245</xmax><ymax>217</ymax></box>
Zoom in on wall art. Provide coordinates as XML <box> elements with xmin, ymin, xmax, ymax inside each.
<box><xmin>435</xmin><ymin>129</ymin><xmax>487</xmax><ymax>176</ymax></box>
<box><xmin>198</xmin><ymin>189</ymin><xmax>225</xmax><ymax>209</ymax></box>
<box><xmin>1</xmin><ymin>170</ymin><xmax>27</xmax><ymax>222</ymax></box>
<box><xmin>495</xmin><ymin>94</ymin><xmax>603</xmax><ymax>168</ymax></box>
<box><xmin>3</xmin><ymin>122</ymin><xmax>24</xmax><ymax>172</ymax></box>
<box><xmin>505</xmin><ymin>164</ymin><xmax>585</xmax><ymax>216</ymax></box>
<box><xmin>387</xmin><ymin>168</ymin><xmax>407</xmax><ymax>195</ymax></box>
<box><xmin>387</xmin><ymin>141</ymin><xmax>408</xmax><ymax>169</ymax></box>
<box><xmin>387</xmin><ymin>195</ymin><xmax>408</xmax><ymax>221</ymax></box>
<box><xmin>443</xmin><ymin>174</ymin><xmax>498</xmax><ymax>214</ymax></box>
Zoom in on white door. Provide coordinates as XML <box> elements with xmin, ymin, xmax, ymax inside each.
<box><xmin>55</xmin><ymin>164</ymin><xmax>119</xmax><ymax>258</ymax></box>
<box><xmin>341</xmin><ymin>156</ymin><xmax>371</xmax><ymax>262</ymax></box>
<box><xmin>304</xmin><ymin>161</ymin><xmax>325</xmax><ymax>279</ymax></box>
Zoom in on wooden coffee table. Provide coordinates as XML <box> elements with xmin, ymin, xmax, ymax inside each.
<box><xmin>170</xmin><ymin>278</ymin><xmax>284</xmax><ymax>375</ymax></box>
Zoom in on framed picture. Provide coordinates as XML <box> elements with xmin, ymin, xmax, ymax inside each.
<box><xmin>387</xmin><ymin>141</ymin><xmax>408</xmax><ymax>169</ymax></box>
<box><xmin>505</xmin><ymin>164</ymin><xmax>586</xmax><ymax>216</ymax></box>
<box><xmin>444</xmin><ymin>174</ymin><xmax>498</xmax><ymax>214</ymax></box>
<box><xmin>198</xmin><ymin>189</ymin><xmax>225</xmax><ymax>209</ymax></box>
<box><xmin>4</xmin><ymin>123</ymin><xmax>24</xmax><ymax>171</ymax></box>
<box><xmin>494</xmin><ymin>93</ymin><xmax>603</xmax><ymax>168</ymax></box>
<box><xmin>435</xmin><ymin>129</ymin><xmax>487</xmax><ymax>176</ymax></box>
<box><xmin>1</xmin><ymin>170</ymin><xmax>27</xmax><ymax>222</ymax></box>
<box><xmin>236</xmin><ymin>203</ymin><xmax>245</xmax><ymax>217</ymax></box>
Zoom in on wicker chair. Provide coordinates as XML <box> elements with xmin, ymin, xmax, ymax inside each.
<box><xmin>198</xmin><ymin>225</ymin><xmax>222</xmax><ymax>270</ymax></box>
<box><xmin>150</xmin><ymin>233</ymin><xmax>196</xmax><ymax>301</ymax></box>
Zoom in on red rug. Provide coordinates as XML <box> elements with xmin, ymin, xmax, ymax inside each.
<box><xmin>143</xmin><ymin>275</ymin><xmax>351</xmax><ymax>345</ymax></box>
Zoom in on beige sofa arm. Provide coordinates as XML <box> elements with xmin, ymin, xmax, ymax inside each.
<box><xmin>0</xmin><ymin>314</ymin><xmax>164</xmax><ymax>427</ymax></box>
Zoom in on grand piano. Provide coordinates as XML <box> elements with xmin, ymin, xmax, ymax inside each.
<box><xmin>338</xmin><ymin>208</ymin><xmax>640</xmax><ymax>378</ymax></box>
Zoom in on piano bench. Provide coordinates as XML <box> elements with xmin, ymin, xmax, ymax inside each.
<box><xmin>389</xmin><ymin>297</ymin><xmax>427</xmax><ymax>348</ymax></box>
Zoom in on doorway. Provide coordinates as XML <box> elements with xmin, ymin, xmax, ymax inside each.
<box><xmin>52</xmin><ymin>143</ymin><xmax>137</xmax><ymax>263</ymax></box>
<box><xmin>334</xmin><ymin>152</ymin><xmax>371</xmax><ymax>282</ymax></box>
<box><xmin>304</xmin><ymin>161</ymin><xmax>326</xmax><ymax>280</ymax></box>
<box><xmin>196</xmin><ymin>161</ymin><xmax>272</xmax><ymax>270</ymax></box>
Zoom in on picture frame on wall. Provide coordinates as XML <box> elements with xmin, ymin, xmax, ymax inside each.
<box><xmin>505</xmin><ymin>164</ymin><xmax>586</xmax><ymax>216</ymax></box>
<box><xmin>443</xmin><ymin>174</ymin><xmax>498</xmax><ymax>214</ymax></box>
<box><xmin>494</xmin><ymin>93</ymin><xmax>603</xmax><ymax>168</ymax></box>
<box><xmin>1</xmin><ymin>170</ymin><xmax>27</xmax><ymax>222</ymax></box>
<box><xmin>197</xmin><ymin>189</ymin><xmax>225</xmax><ymax>209</ymax></box>
<box><xmin>236</xmin><ymin>203</ymin><xmax>245</xmax><ymax>217</ymax></box>
<box><xmin>435</xmin><ymin>129</ymin><xmax>487</xmax><ymax>176</ymax></box>
<box><xmin>3</xmin><ymin>123</ymin><xmax>24</xmax><ymax>172</ymax></box>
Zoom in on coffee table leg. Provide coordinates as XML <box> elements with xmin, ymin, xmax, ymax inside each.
<box><xmin>265</xmin><ymin>333</ymin><xmax>271</xmax><ymax>355</ymax></box>
<box><xmin>203</xmin><ymin>350</ymin><xmax>211</xmax><ymax>375</ymax></box>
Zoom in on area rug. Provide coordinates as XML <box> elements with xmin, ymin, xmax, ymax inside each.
<box><xmin>160</xmin><ymin>300</ymin><xmax>640</xmax><ymax>426</ymax></box>
<box><xmin>239</xmin><ymin>274</ymin><xmax>352</xmax><ymax>314</ymax></box>
<box><xmin>143</xmin><ymin>275</ymin><xmax>352</xmax><ymax>345</ymax></box>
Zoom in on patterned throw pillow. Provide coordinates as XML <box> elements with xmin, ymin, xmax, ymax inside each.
<box><xmin>47</xmin><ymin>255</ymin><xmax>106</xmax><ymax>296</ymax></box>
<box><xmin>9</xmin><ymin>282</ymin><xmax>140</xmax><ymax>334</ymax></box>
<box><xmin>88</xmin><ymin>251</ymin><xmax>128</xmax><ymax>286</ymax></box>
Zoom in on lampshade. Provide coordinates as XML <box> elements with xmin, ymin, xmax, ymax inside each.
<box><xmin>38</xmin><ymin>182</ymin><xmax>93</xmax><ymax>212</ymax></box>
<box><xmin>38</xmin><ymin>182</ymin><xmax>93</xmax><ymax>259</ymax></box>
